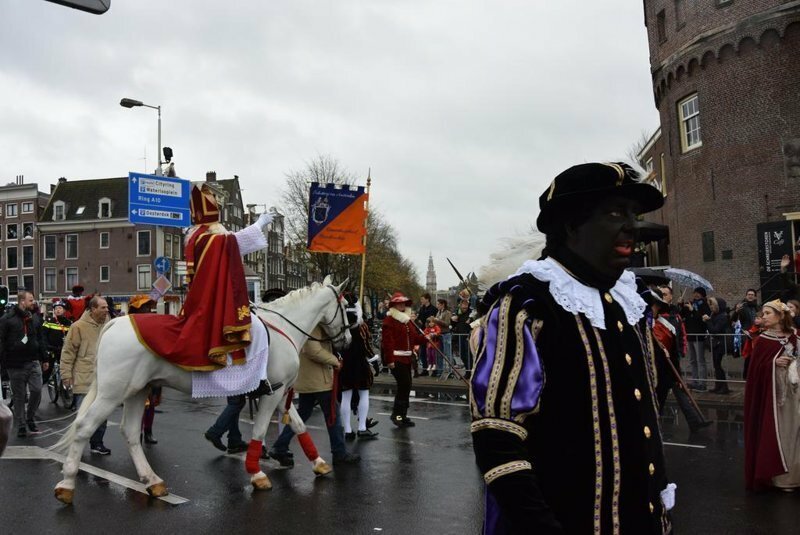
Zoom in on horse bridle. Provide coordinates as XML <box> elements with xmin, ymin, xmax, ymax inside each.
<box><xmin>255</xmin><ymin>285</ymin><xmax>352</xmax><ymax>344</ymax></box>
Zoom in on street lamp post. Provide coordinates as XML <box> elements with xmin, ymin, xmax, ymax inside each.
<box><xmin>120</xmin><ymin>97</ymin><xmax>162</xmax><ymax>175</ymax></box>
<box><xmin>120</xmin><ymin>97</ymin><xmax>165</xmax><ymax>313</ymax></box>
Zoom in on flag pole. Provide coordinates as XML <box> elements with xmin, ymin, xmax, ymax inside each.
<box><xmin>358</xmin><ymin>169</ymin><xmax>371</xmax><ymax>303</ymax></box>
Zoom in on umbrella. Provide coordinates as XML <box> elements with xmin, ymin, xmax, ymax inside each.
<box><xmin>664</xmin><ymin>268</ymin><xmax>714</xmax><ymax>292</ymax></box>
<box><xmin>627</xmin><ymin>267</ymin><xmax>670</xmax><ymax>285</ymax></box>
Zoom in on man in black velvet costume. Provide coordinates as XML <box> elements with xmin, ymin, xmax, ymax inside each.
<box><xmin>470</xmin><ymin>162</ymin><xmax>674</xmax><ymax>534</ymax></box>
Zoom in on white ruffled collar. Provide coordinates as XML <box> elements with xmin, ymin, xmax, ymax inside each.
<box><xmin>387</xmin><ymin>307</ymin><xmax>411</xmax><ymax>324</ymax></box>
<box><xmin>512</xmin><ymin>257</ymin><xmax>646</xmax><ymax>330</ymax></box>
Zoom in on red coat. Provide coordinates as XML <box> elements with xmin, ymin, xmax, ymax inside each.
<box><xmin>381</xmin><ymin>309</ymin><xmax>426</xmax><ymax>365</ymax></box>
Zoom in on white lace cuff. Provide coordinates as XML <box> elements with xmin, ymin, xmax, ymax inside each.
<box><xmin>235</xmin><ymin>223</ymin><xmax>268</xmax><ymax>256</ymax></box>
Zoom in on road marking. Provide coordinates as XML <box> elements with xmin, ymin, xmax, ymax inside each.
<box><xmin>376</xmin><ymin>412</ymin><xmax>430</xmax><ymax>420</ymax></box>
<box><xmin>2</xmin><ymin>446</ymin><xmax>190</xmax><ymax>505</ymax></box>
<box><xmin>373</xmin><ymin>395</ymin><xmax>468</xmax><ymax>408</ymax></box>
<box><xmin>663</xmin><ymin>442</ymin><xmax>706</xmax><ymax>449</ymax></box>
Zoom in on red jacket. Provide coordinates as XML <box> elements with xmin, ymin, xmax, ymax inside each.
<box><xmin>381</xmin><ymin>308</ymin><xmax>426</xmax><ymax>365</ymax></box>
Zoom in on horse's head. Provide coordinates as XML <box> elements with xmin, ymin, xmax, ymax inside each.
<box><xmin>317</xmin><ymin>277</ymin><xmax>352</xmax><ymax>351</ymax></box>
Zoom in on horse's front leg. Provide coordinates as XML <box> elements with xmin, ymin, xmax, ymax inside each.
<box><xmin>284</xmin><ymin>399</ymin><xmax>332</xmax><ymax>476</ymax></box>
<box><xmin>247</xmin><ymin>388</ymin><xmax>285</xmax><ymax>491</ymax></box>
<box><xmin>120</xmin><ymin>389</ymin><xmax>167</xmax><ymax>496</ymax></box>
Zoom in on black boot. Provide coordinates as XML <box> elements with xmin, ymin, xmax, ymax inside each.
<box><xmin>144</xmin><ymin>431</ymin><xmax>158</xmax><ymax>444</ymax></box>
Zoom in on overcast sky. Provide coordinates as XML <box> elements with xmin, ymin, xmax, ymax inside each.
<box><xmin>0</xmin><ymin>0</ymin><xmax>658</xmax><ymax>290</ymax></box>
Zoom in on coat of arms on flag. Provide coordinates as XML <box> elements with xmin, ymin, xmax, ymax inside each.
<box><xmin>307</xmin><ymin>182</ymin><xmax>368</xmax><ymax>254</ymax></box>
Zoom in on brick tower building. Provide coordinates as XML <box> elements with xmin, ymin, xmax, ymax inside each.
<box><xmin>639</xmin><ymin>1</ymin><xmax>800</xmax><ymax>299</ymax></box>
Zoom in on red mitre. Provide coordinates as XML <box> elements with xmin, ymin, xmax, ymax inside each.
<box><xmin>190</xmin><ymin>184</ymin><xmax>220</xmax><ymax>225</ymax></box>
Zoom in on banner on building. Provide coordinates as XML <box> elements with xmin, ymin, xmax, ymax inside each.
<box><xmin>756</xmin><ymin>220</ymin><xmax>795</xmax><ymax>301</ymax></box>
<box><xmin>307</xmin><ymin>182</ymin><xmax>368</xmax><ymax>254</ymax></box>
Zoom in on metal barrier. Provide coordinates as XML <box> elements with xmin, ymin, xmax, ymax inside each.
<box><xmin>370</xmin><ymin>327</ymin><xmax>748</xmax><ymax>387</ymax></box>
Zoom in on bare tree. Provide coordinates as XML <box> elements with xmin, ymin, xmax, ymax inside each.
<box><xmin>626</xmin><ymin>129</ymin><xmax>655</xmax><ymax>166</ymax></box>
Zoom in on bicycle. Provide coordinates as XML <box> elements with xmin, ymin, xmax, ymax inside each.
<box><xmin>46</xmin><ymin>359</ymin><xmax>74</xmax><ymax>410</ymax></box>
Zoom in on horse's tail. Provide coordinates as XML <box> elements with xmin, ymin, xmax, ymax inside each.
<box><xmin>50</xmin><ymin>379</ymin><xmax>98</xmax><ymax>454</ymax></box>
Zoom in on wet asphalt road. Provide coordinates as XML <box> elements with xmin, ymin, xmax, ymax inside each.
<box><xmin>2</xmin><ymin>388</ymin><xmax>800</xmax><ymax>534</ymax></box>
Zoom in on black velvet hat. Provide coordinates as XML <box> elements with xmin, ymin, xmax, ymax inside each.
<box><xmin>536</xmin><ymin>162</ymin><xmax>664</xmax><ymax>233</ymax></box>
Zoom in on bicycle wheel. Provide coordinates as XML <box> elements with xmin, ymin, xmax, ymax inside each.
<box><xmin>47</xmin><ymin>376</ymin><xmax>59</xmax><ymax>403</ymax></box>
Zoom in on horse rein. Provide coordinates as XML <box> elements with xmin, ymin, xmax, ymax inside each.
<box><xmin>254</xmin><ymin>285</ymin><xmax>352</xmax><ymax>344</ymax></box>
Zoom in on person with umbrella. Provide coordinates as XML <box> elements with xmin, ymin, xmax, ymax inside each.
<box><xmin>681</xmin><ymin>287</ymin><xmax>712</xmax><ymax>391</ymax></box>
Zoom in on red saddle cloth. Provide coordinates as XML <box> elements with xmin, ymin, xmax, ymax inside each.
<box><xmin>130</xmin><ymin>229</ymin><xmax>251</xmax><ymax>371</ymax></box>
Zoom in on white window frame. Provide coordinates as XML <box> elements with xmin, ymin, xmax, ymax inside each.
<box><xmin>7</xmin><ymin>275</ymin><xmax>18</xmax><ymax>294</ymax></box>
<box><xmin>22</xmin><ymin>222</ymin><xmax>34</xmax><ymax>240</ymax></box>
<box><xmin>6</xmin><ymin>246</ymin><xmax>18</xmax><ymax>270</ymax></box>
<box><xmin>99</xmin><ymin>232</ymin><xmax>110</xmax><ymax>249</ymax></box>
<box><xmin>53</xmin><ymin>201</ymin><xmax>66</xmax><ymax>221</ymax></box>
<box><xmin>22</xmin><ymin>274</ymin><xmax>34</xmax><ymax>293</ymax></box>
<box><xmin>5</xmin><ymin>203</ymin><xmax>17</xmax><ymax>218</ymax></box>
<box><xmin>65</xmin><ymin>233</ymin><xmax>79</xmax><ymax>260</ymax></box>
<box><xmin>98</xmin><ymin>197</ymin><xmax>112</xmax><ymax>219</ymax></box>
<box><xmin>44</xmin><ymin>267</ymin><xmax>57</xmax><ymax>293</ymax></box>
<box><xmin>137</xmin><ymin>230</ymin><xmax>151</xmax><ymax>257</ymax></box>
<box><xmin>22</xmin><ymin>244</ymin><xmax>34</xmax><ymax>269</ymax></box>
<box><xmin>65</xmin><ymin>267</ymin><xmax>79</xmax><ymax>290</ymax></box>
<box><xmin>100</xmin><ymin>265</ymin><xmax>110</xmax><ymax>282</ymax></box>
<box><xmin>21</xmin><ymin>201</ymin><xmax>34</xmax><ymax>214</ymax></box>
<box><xmin>43</xmin><ymin>235</ymin><xmax>56</xmax><ymax>260</ymax></box>
<box><xmin>165</xmin><ymin>233</ymin><xmax>172</xmax><ymax>258</ymax></box>
<box><xmin>137</xmin><ymin>264</ymin><xmax>152</xmax><ymax>291</ymax></box>
<box><xmin>678</xmin><ymin>93</ymin><xmax>702</xmax><ymax>152</ymax></box>
<box><xmin>6</xmin><ymin>223</ymin><xmax>18</xmax><ymax>241</ymax></box>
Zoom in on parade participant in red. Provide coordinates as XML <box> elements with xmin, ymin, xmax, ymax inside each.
<box><xmin>64</xmin><ymin>285</ymin><xmax>89</xmax><ymax>321</ymax></box>
<box><xmin>381</xmin><ymin>292</ymin><xmax>427</xmax><ymax>427</ymax></box>
<box><xmin>744</xmin><ymin>300</ymin><xmax>800</xmax><ymax>492</ymax></box>
<box><xmin>130</xmin><ymin>183</ymin><xmax>272</xmax><ymax>369</ymax></box>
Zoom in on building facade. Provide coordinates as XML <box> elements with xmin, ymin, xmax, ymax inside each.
<box><xmin>37</xmin><ymin>177</ymin><xmax>184</xmax><ymax>311</ymax></box>
<box><xmin>640</xmin><ymin>0</ymin><xmax>800</xmax><ymax>297</ymax></box>
<box><xmin>0</xmin><ymin>178</ymin><xmax>50</xmax><ymax>296</ymax></box>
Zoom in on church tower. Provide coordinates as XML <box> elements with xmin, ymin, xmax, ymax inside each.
<box><xmin>425</xmin><ymin>253</ymin><xmax>437</xmax><ymax>295</ymax></box>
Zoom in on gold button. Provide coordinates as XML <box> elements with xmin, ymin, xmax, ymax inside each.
<box><xmin>649</xmin><ymin>463</ymin><xmax>655</xmax><ymax>475</ymax></box>
<box><xmin>604</xmin><ymin>292</ymin><xmax>613</xmax><ymax>303</ymax></box>
<box><xmin>649</xmin><ymin>502</ymin><xmax>654</xmax><ymax>513</ymax></box>
<box><xmin>625</xmin><ymin>354</ymin><xmax>632</xmax><ymax>365</ymax></box>
<box><xmin>634</xmin><ymin>389</ymin><xmax>642</xmax><ymax>401</ymax></box>
<box><xmin>644</xmin><ymin>426</ymin><xmax>651</xmax><ymax>438</ymax></box>
<box><xmin>617</xmin><ymin>321</ymin><xmax>624</xmax><ymax>332</ymax></box>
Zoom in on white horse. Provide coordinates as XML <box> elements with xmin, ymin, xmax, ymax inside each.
<box><xmin>52</xmin><ymin>277</ymin><xmax>352</xmax><ymax>504</ymax></box>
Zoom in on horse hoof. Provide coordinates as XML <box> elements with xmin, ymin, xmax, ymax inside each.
<box><xmin>146</xmin><ymin>482</ymin><xmax>169</xmax><ymax>497</ymax></box>
<box><xmin>55</xmin><ymin>487</ymin><xmax>74</xmax><ymax>505</ymax></box>
<box><xmin>313</xmin><ymin>461</ymin><xmax>333</xmax><ymax>477</ymax></box>
<box><xmin>251</xmin><ymin>474</ymin><xmax>273</xmax><ymax>491</ymax></box>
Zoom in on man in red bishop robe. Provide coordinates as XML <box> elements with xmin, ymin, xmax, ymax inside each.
<box><xmin>130</xmin><ymin>183</ymin><xmax>272</xmax><ymax>370</ymax></box>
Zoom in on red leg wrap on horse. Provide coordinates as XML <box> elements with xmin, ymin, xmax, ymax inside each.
<box><xmin>297</xmin><ymin>432</ymin><xmax>319</xmax><ymax>461</ymax></box>
<box><xmin>246</xmin><ymin>440</ymin><xmax>262</xmax><ymax>474</ymax></box>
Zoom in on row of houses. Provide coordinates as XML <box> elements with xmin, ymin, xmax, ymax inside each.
<box><xmin>0</xmin><ymin>172</ymin><xmax>312</xmax><ymax>311</ymax></box>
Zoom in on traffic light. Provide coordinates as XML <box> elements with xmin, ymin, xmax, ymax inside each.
<box><xmin>0</xmin><ymin>285</ymin><xmax>8</xmax><ymax>307</ymax></box>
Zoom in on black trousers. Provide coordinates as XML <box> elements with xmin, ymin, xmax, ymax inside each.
<box><xmin>712</xmin><ymin>350</ymin><xmax>728</xmax><ymax>390</ymax></box>
<box><xmin>391</xmin><ymin>363</ymin><xmax>412</xmax><ymax>417</ymax></box>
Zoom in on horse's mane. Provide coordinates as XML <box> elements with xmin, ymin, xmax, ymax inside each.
<box><xmin>265</xmin><ymin>281</ymin><xmax>326</xmax><ymax>310</ymax></box>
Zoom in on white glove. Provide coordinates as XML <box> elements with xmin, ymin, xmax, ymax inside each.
<box><xmin>256</xmin><ymin>212</ymin><xmax>273</xmax><ymax>229</ymax></box>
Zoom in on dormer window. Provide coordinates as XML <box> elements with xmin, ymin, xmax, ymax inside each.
<box><xmin>53</xmin><ymin>201</ymin><xmax>66</xmax><ymax>221</ymax></box>
<box><xmin>98</xmin><ymin>198</ymin><xmax>112</xmax><ymax>218</ymax></box>
<box><xmin>75</xmin><ymin>206</ymin><xmax>86</xmax><ymax>216</ymax></box>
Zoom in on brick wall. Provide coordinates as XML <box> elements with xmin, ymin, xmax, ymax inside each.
<box><xmin>641</xmin><ymin>2</ymin><xmax>800</xmax><ymax>301</ymax></box>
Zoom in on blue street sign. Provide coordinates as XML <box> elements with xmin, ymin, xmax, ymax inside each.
<box><xmin>154</xmin><ymin>256</ymin><xmax>171</xmax><ymax>274</ymax></box>
<box><xmin>128</xmin><ymin>172</ymin><xmax>191</xmax><ymax>228</ymax></box>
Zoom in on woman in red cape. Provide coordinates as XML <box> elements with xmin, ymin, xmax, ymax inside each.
<box><xmin>744</xmin><ymin>299</ymin><xmax>800</xmax><ymax>492</ymax></box>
